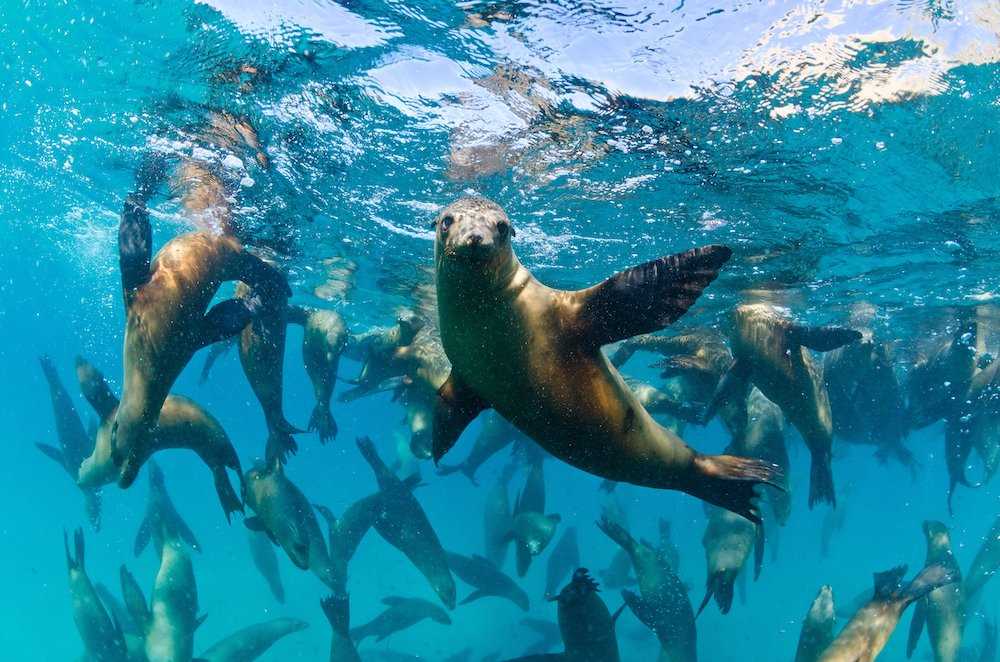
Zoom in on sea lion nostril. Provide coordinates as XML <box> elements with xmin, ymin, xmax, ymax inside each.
<box><xmin>469</xmin><ymin>233</ymin><xmax>483</xmax><ymax>246</ymax></box>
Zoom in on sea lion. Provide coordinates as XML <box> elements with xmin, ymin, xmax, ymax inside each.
<box><xmin>246</xmin><ymin>527</ymin><xmax>285</xmax><ymax>603</ymax></box>
<box><xmin>741</xmin><ymin>388</ymin><xmax>791</xmax><ymax>526</ymax></box>
<box><xmin>338</xmin><ymin>312</ymin><xmax>425</xmax><ymax>403</ymax></box>
<box><xmin>509</xmin><ymin>461</ymin><xmax>561</xmax><ymax>577</ymax></box>
<box><xmin>198</xmin><ymin>618</ymin><xmax>309</xmax><ymax>662</ymax></box>
<box><xmin>64</xmin><ymin>529</ymin><xmax>128</xmax><ymax>662</ymax></box>
<box><xmin>597</xmin><ymin>517</ymin><xmax>695</xmax><ymax>662</ymax></box>
<box><xmin>818</xmin><ymin>564</ymin><xmax>959</xmax><ymax>662</ymax></box>
<box><xmin>134</xmin><ymin>460</ymin><xmax>199</xmax><ymax>557</ymax></box>
<box><xmin>484</xmin><ymin>463</ymin><xmax>517</xmax><ymax>568</ymax></box>
<box><xmin>555</xmin><ymin>569</ymin><xmax>624</xmax><ymax>662</ymax></box>
<box><xmin>242</xmin><ymin>458</ymin><xmax>340</xmax><ymax>591</ymax></box>
<box><xmin>698</xmin><ymin>505</ymin><xmax>759</xmax><ymax>615</ymax></box>
<box><xmin>431</xmin><ymin>197</ymin><xmax>777</xmax><ymax>522</ymax></box>
<box><xmin>288</xmin><ymin>305</ymin><xmax>349</xmax><ymax>443</ymax></box>
<box><xmin>321</xmin><ymin>595</ymin><xmax>361</xmax><ymax>662</ymax></box>
<box><xmin>313</xmin><ymin>492</ymin><xmax>383</xmax><ymax>593</ymax></box>
<box><xmin>907</xmin><ymin>521</ymin><xmax>965</xmax><ymax>662</ymax></box>
<box><xmin>795</xmin><ymin>585</ymin><xmax>836</xmax><ymax>662</ymax></box>
<box><xmin>75</xmin><ymin>358</ymin><xmax>244</xmax><ymax>520</ymax></box>
<box><xmin>963</xmin><ymin>514</ymin><xmax>1000</xmax><ymax>606</ymax></box>
<box><xmin>38</xmin><ymin>355</ymin><xmax>101</xmax><ymax>530</ymax></box>
<box><xmin>446</xmin><ymin>551</ymin><xmax>530</xmax><ymax>611</ymax></box>
<box><xmin>709</xmin><ymin>303</ymin><xmax>860</xmax><ymax>508</ymax></box>
<box><xmin>350</xmin><ymin>596</ymin><xmax>452</xmax><ymax>643</ymax></box>
<box><xmin>357</xmin><ymin>437</ymin><xmax>456</xmax><ymax>609</ymax></box>
<box><xmin>908</xmin><ymin>316</ymin><xmax>978</xmax><ymax>430</ymax></box>
<box><xmin>545</xmin><ymin>527</ymin><xmax>580</xmax><ymax>599</ymax></box>
<box><xmin>438</xmin><ymin>412</ymin><xmax>526</xmax><ymax>484</ymax></box>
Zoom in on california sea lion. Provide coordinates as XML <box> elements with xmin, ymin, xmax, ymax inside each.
<box><xmin>38</xmin><ymin>355</ymin><xmax>102</xmax><ymax>530</ymax></box>
<box><xmin>432</xmin><ymin>197</ymin><xmax>777</xmax><ymax>521</ymax></box>
<box><xmin>321</xmin><ymin>595</ymin><xmax>361</xmax><ymax>662</ymax></box>
<box><xmin>350</xmin><ymin>596</ymin><xmax>452</xmax><ymax>643</ymax></box>
<box><xmin>134</xmin><ymin>460</ymin><xmax>199</xmax><ymax>557</ymax></box>
<box><xmin>555</xmin><ymin>568</ymin><xmax>624</xmax><ymax>662</ymax></box>
<box><xmin>698</xmin><ymin>505</ymin><xmax>759</xmax><ymax>615</ymax></box>
<box><xmin>246</xmin><ymin>527</ymin><xmax>285</xmax><ymax>603</ymax></box>
<box><xmin>509</xmin><ymin>461</ymin><xmax>561</xmax><ymax>577</ymax></box>
<box><xmin>710</xmin><ymin>302</ymin><xmax>860</xmax><ymax>508</ymax></box>
<box><xmin>946</xmin><ymin>358</ymin><xmax>1000</xmax><ymax>510</ymax></box>
<box><xmin>741</xmin><ymin>388</ymin><xmax>791</xmax><ymax>526</ymax></box>
<box><xmin>795</xmin><ymin>585</ymin><xmax>836</xmax><ymax>662</ymax></box>
<box><xmin>484</xmin><ymin>463</ymin><xmax>517</xmax><ymax>568</ymax></box>
<box><xmin>544</xmin><ymin>527</ymin><xmax>580</xmax><ymax>599</ymax></box>
<box><xmin>338</xmin><ymin>311</ymin><xmax>425</xmax><ymax>401</ymax></box>
<box><xmin>64</xmin><ymin>529</ymin><xmax>128</xmax><ymax>662</ymax></box>
<box><xmin>198</xmin><ymin>618</ymin><xmax>309</xmax><ymax>662</ymax></box>
<box><xmin>906</xmin><ymin>521</ymin><xmax>965</xmax><ymax>662</ymax></box>
<box><xmin>288</xmin><ymin>305</ymin><xmax>349</xmax><ymax>443</ymax></box>
<box><xmin>357</xmin><ymin>436</ymin><xmax>457</xmax><ymax>609</ymax></box>
<box><xmin>908</xmin><ymin>316</ymin><xmax>978</xmax><ymax>429</ymax></box>
<box><xmin>313</xmin><ymin>492</ymin><xmax>383</xmax><ymax>594</ymax></box>
<box><xmin>446</xmin><ymin>551</ymin><xmax>530</xmax><ymax>611</ymax></box>
<box><xmin>817</xmin><ymin>563</ymin><xmax>958</xmax><ymax>662</ymax></box>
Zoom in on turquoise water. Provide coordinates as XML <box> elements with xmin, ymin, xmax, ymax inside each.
<box><xmin>1</xmin><ymin>1</ymin><xmax>999</xmax><ymax>660</ymax></box>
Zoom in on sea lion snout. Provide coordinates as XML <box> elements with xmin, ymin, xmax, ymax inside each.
<box><xmin>435</xmin><ymin>197</ymin><xmax>514</xmax><ymax>263</ymax></box>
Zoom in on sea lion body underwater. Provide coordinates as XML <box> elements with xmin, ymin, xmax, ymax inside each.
<box><xmin>509</xmin><ymin>461</ymin><xmax>561</xmax><ymax>577</ymax></box>
<box><xmin>246</xmin><ymin>527</ymin><xmax>285</xmax><ymax>603</ymax></box>
<box><xmin>198</xmin><ymin>617</ymin><xmax>309</xmax><ymax>662</ymax></box>
<box><xmin>545</xmin><ymin>527</ymin><xmax>580</xmax><ymax>599</ymax></box>
<box><xmin>134</xmin><ymin>460</ymin><xmax>200</xmax><ymax>557</ymax></box>
<box><xmin>288</xmin><ymin>305</ymin><xmax>349</xmax><ymax>443</ymax></box>
<box><xmin>795</xmin><ymin>585</ymin><xmax>836</xmax><ymax>662</ymax></box>
<box><xmin>313</xmin><ymin>491</ymin><xmax>383</xmax><ymax>594</ymax></box>
<box><xmin>907</xmin><ymin>521</ymin><xmax>965</xmax><ymax>662</ymax></box>
<box><xmin>447</xmin><ymin>551</ymin><xmax>530</xmax><ymax>611</ymax></box>
<box><xmin>64</xmin><ymin>529</ymin><xmax>128</xmax><ymax>662</ymax></box>
<box><xmin>432</xmin><ymin>197</ymin><xmax>778</xmax><ymax>522</ymax></box>
<box><xmin>439</xmin><ymin>411</ymin><xmax>527</xmax><ymax>485</ymax></box>
<box><xmin>484</xmin><ymin>463</ymin><xmax>517</xmax><ymax>568</ymax></box>
<box><xmin>699</xmin><ymin>505</ymin><xmax>758</xmax><ymax>615</ymax></box>
<box><xmin>349</xmin><ymin>596</ymin><xmax>452</xmax><ymax>643</ymax></box>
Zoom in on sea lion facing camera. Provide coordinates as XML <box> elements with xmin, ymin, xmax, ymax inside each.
<box><xmin>432</xmin><ymin>197</ymin><xmax>779</xmax><ymax>523</ymax></box>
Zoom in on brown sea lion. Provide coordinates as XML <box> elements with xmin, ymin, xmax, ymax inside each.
<box><xmin>795</xmin><ymin>585</ymin><xmax>836</xmax><ymax>662</ymax></box>
<box><xmin>554</xmin><ymin>568</ymin><xmax>625</xmax><ymax>662</ymax></box>
<box><xmin>741</xmin><ymin>388</ymin><xmax>791</xmax><ymax>526</ymax></box>
<box><xmin>818</xmin><ymin>564</ymin><xmax>958</xmax><ymax>662</ymax></box>
<box><xmin>432</xmin><ymin>197</ymin><xmax>778</xmax><ymax>522</ymax></box>
<box><xmin>446</xmin><ymin>551</ymin><xmax>530</xmax><ymax>611</ymax></box>
<box><xmin>709</xmin><ymin>303</ymin><xmax>860</xmax><ymax>508</ymax></box>
<box><xmin>698</xmin><ymin>505</ymin><xmax>758</xmax><ymax>615</ymax></box>
<box><xmin>288</xmin><ymin>305</ymin><xmax>349</xmax><ymax>443</ymax></box>
<box><xmin>313</xmin><ymin>492</ymin><xmax>383</xmax><ymax>594</ymax></box>
<box><xmin>246</xmin><ymin>528</ymin><xmax>285</xmax><ymax>603</ymax></box>
<box><xmin>64</xmin><ymin>529</ymin><xmax>128</xmax><ymax>662</ymax></box>
<box><xmin>906</xmin><ymin>521</ymin><xmax>965</xmax><ymax>662</ymax></box>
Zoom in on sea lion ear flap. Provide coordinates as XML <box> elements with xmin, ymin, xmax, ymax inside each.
<box><xmin>431</xmin><ymin>373</ymin><xmax>489</xmax><ymax>465</ymax></box>
<box><xmin>569</xmin><ymin>245</ymin><xmax>733</xmax><ymax>349</ymax></box>
<box><xmin>787</xmin><ymin>324</ymin><xmax>862</xmax><ymax>352</ymax></box>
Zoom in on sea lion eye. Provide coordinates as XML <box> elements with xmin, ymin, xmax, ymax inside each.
<box><xmin>439</xmin><ymin>215</ymin><xmax>455</xmax><ymax>233</ymax></box>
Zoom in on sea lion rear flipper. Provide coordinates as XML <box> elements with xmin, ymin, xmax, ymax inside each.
<box><xmin>516</xmin><ymin>542</ymin><xmax>532</xmax><ymax>578</ymax></box>
<box><xmin>35</xmin><ymin>443</ymin><xmax>66</xmax><ymax>470</ymax></box>
<box><xmin>906</xmin><ymin>598</ymin><xmax>927</xmax><ymax>658</ymax></box>
<box><xmin>199</xmin><ymin>299</ymin><xmax>254</xmax><ymax>348</ymax></box>
<box><xmin>569</xmin><ymin>245</ymin><xmax>732</xmax><ymax>348</ymax></box>
<box><xmin>688</xmin><ymin>454</ymin><xmax>782</xmax><ymax>524</ymax></box>
<box><xmin>432</xmin><ymin>373</ymin><xmax>490</xmax><ymax>465</ymax></box>
<box><xmin>118</xmin><ymin>195</ymin><xmax>152</xmax><ymax>303</ymax></box>
<box><xmin>120</xmin><ymin>565</ymin><xmax>151</xmax><ymax>635</ymax></box>
<box><xmin>808</xmin><ymin>450</ymin><xmax>837</xmax><ymax>510</ymax></box>
<box><xmin>787</xmin><ymin>324</ymin><xmax>862</xmax><ymax>352</ymax></box>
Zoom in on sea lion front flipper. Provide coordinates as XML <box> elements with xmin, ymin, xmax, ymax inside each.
<box><xmin>118</xmin><ymin>195</ymin><xmax>152</xmax><ymax>305</ymax></box>
<box><xmin>432</xmin><ymin>372</ymin><xmax>490</xmax><ymax>465</ymax></box>
<box><xmin>198</xmin><ymin>299</ymin><xmax>254</xmax><ymax>348</ymax></box>
<box><xmin>787</xmin><ymin>324</ymin><xmax>862</xmax><ymax>352</ymax></box>
<box><xmin>906</xmin><ymin>598</ymin><xmax>927</xmax><ymax>658</ymax></box>
<box><xmin>569</xmin><ymin>245</ymin><xmax>732</xmax><ymax>348</ymax></box>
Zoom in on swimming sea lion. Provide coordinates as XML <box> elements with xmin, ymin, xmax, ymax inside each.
<box><xmin>438</xmin><ymin>412</ymin><xmax>526</xmax><ymax>485</ymax></box>
<box><xmin>544</xmin><ymin>527</ymin><xmax>580</xmax><ymax>599</ymax></box>
<box><xmin>817</xmin><ymin>563</ymin><xmax>958</xmax><ymax>662</ymax></box>
<box><xmin>246</xmin><ymin>528</ymin><xmax>285</xmax><ymax>603</ymax></box>
<box><xmin>709</xmin><ymin>303</ymin><xmax>860</xmax><ymax>508</ymax></box>
<box><xmin>64</xmin><ymin>529</ymin><xmax>128</xmax><ymax>662</ymax></box>
<box><xmin>321</xmin><ymin>594</ymin><xmax>361</xmax><ymax>662</ymax></box>
<box><xmin>38</xmin><ymin>355</ymin><xmax>101</xmax><ymax>530</ymax></box>
<box><xmin>963</xmin><ymin>514</ymin><xmax>1000</xmax><ymax>606</ymax></box>
<box><xmin>134</xmin><ymin>461</ymin><xmax>199</xmax><ymax>557</ymax></box>
<box><xmin>946</xmin><ymin>358</ymin><xmax>1000</xmax><ymax>510</ymax></box>
<box><xmin>313</xmin><ymin>492</ymin><xmax>383</xmax><ymax>594</ymax></box>
<box><xmin>795</xmin><ymin>585</ymin><xmax>836</xmax><ymax>662</ymax></box>
<box><xmin>431</xmin><ymin>197</ymin><xmax>777</xmax><ymax>522</ymax></box>
<box><xmin>906</xmin><ymin>521</ymin><xmax>965</xmax><ymax>662</ymax></box>
<box><xmin>509</xmin><ymin>461</ymin><xmax>561</xmax><ymax>577</ymax></box>
<box><xmin>356</xmin><ymin>437</ymin><xmax>457</xmax><ymax>609</ymax></box>
<box><xmin>198</xmin><ymin>618</ymin><xmax>309</xmax><ymax>662</ymax></box>
<box><xmin>350</xmin><ymin>596</ymin><xmax>452</xmax><ymax>643</ymax></box>
<box><xmin>698</xmin><ymin>504</ymin><xmax>759</xmax><ymax>616</ymax></box>
<box><xmin>447</xmin><ymin>551</ymin><xmax>530</xmax><ymax>611</ymax></box>
<box><xmin>554</xmin><ymin>568</ymin><xmax>624</xmax><ymax>662</ymax></box>
<box><xmin>908</xmin><ymin>316</ymin><xmax>978</xmax><ymax>430</ymax></box>
<box><xmin>484</xmin><ymin>463</ymin><xmax>517</xmax><ymax>568</ymax></box>
<box><xmin>288</xmin><ymin>305</ymin><xmax>349</xmax><ymax>443</ymax></box>
<box><xmin>741</xmin><ymin>388</ymin><xmax>791</xmax><ymax>526</ymax></box>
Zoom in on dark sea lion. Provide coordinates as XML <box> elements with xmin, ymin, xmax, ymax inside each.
<box><xmin>134</xmin><ymin>460</ymin><xmax>199</xmax><ymax>557</ymax></box>
<box><xmin>350</xmin><ymin>596</ymin><xmax>452</xmax><ymax>643</ymax></box>
<box><xmin>698</xmin><ymin>505</ymin><xmax>758</xmax><ymax>615</ymax></box>
<box><xmin>242</xmin><ymin>458</ymin><xmax>340</xmax><ymax>591</ymax></box>
<box><xmin>544</xmin><ymin>527</ymin><xmax>580</xmax><ymax>599</ymax></box>
<box><xmin>484</xmin><ymin>463</ymin><xmax>517</xmax><ymax>568</ymax></box>
<box><xmin>38</xmin><ymin>355</ymin><xmax>101</xmax><ymax>530</ymax></box>
<box><xmin>555</xmin><ymin>568</ymin><xmax>624</xmax><ymax>662</ymax></box>
<box><xmin>509</xmin><ymin>461</ymin><xmax>561</xmax><ymax>577</ymax></box>
<box><xmin>288</xmin><ymin>305</ymin><xmax>349</xmax><ymax>443</ymax></box>
<box><xmin>963</xmin><ymin>515</ymin><xmax>1000</xmax><ymax>606</ymax></box>
<box><xmin>246</xmin><ymin>527</ymin><xmax>285</xmax><ymax>603</ymax></box>
<box><xmin>65</xmin><ymin>529</ymin><xmax>128</xmax><ymax>662</ymax></box>
<box><xmin>432</xmin><ymin>197</ymin><xmax>777</xmax><ymax>521</ymax></box>
<box><xmin>710</xmin><ymin>303</ymin><xmax>860</xmax><ymax>508</ymax></box>
<box><xmin>321</xmin><ymin>595</ymin><xmax>361</xmax><ymax>662</ymax></box>
<box><xmin>446</xmin><ymin>551</ymin><xmax>530</xmax><ymax>611</ymax></box>
<box><xmin>908</xmin><ymin>316</ymin><xmax>978</xmax><ymax>430</ymax></box>
<box><xmin>907</xmin><ymin>521</ymin><xmax>965</xmax><ymax>662</ymax></box>
<box><xmin>313</xmin><ymin>492</ymin><xmax>383</xmax><ymax>594</ymax></box>
<box><xmin>357</xmin><ymin>437</ymin><xmax>457</xmax><ymax>609</ymax></box>
<box><xmin>438</xmin><ymin>412</ymin><xmax>526</xmax><ymax>484</ymax></box>
<box><xmin>199</xmin><ymin>618</ymin><xmax>309</xmax><ymax>662</ymax></box>
<box><xmin>818</xmin><ymin>564</ymin><xmax>959</xmax><ymax>662</ymax></box>
<box><xmin>795</xmin><ymin>585</ymin><xmax>836</xmax><ymax>662</ymax></box>
<box><xmin>597</xmin><ymin>517</ymin><xmax>695</xmax><ymax>662</ymax></box>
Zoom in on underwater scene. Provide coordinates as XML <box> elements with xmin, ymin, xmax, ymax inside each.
<box><xmin>2</xmin><ymin>0</ymin><xmax>999</xmax><ymax>660</ymax></box>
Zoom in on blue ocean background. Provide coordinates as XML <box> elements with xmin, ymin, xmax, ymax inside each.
<box><xmin>1</xmin><ymin>1</ymin><xmax>998</xmax><ymax>659</ymax></box>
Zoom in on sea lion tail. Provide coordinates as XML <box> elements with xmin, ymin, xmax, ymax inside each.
<box><xmin>307</xmin><ymin>403</ymin><xmax>337</xmax><ymax>444</ymax></box>
<box><xmin>808</xmin><ymin>451</ymin><xmax>837</xmax><ymax>510</ymax></box>
<box><xmin>688</xmin><ymin>453</ymin><xmax>783</xmax><ymax>524</ymax></box>
<box><xmin>265</xmin><ymin>429</ymin><xmax>299</xmax><ymax>466</ymax></box>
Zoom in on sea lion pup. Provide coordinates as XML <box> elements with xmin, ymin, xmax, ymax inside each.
<box><xmin>907</xmin><ymin>521</ymin><xmax>965</xmax><ymax>662</ymax></box>
<box><xmin>545</xmin><ymin>527</ymin><xmax>580</xmax><ymax>599</ymax></box>
<box><xmin>484</xmin><ymin>463</ymin><xmax>517</xmax><ymax>568</ymax></box>
<box><xmin>198</xmin><ymin>617</ymin><xmax>309</xmax><ymax>662</ymax></box>
<box><xmin>246</xmin><ymin>528</ymin><xmax>285</xmax><ymax>603</ymax></box>
<box><xmin>242</xmin><ymin>458</ymin><xmax>340</xmax><ymax>591</ymax></box>
<box><xmin>708</xmin><ymin>303</ymin><xmax>861</xmax><ymax>508</ymax></box>
<box><xmin>963</xmin><ymin>514</ymin><xmax>1000</xmax><ymax>607</ymax></box>
<box><xmin>438</xmin><ymin>411</ymin><xmax>527</xmax><ymax>484</ymax></box>
<box><xmin>134</xmin><ymin>460</ymin><xmax>199</xmax><ymax>557</ymax></box>
<box><xmin>509</xmin><ymin>461</ymin><xmax>562</xmax><ymax>577</ymax></box>
<box><xmin>321</xmin><ymin>595</ymin><xmax>361</xmax><ymax>662</ymax></box>
<box><xmin>350</xmin><ymin>596</ymin><xmax>452</xmax><ymax>643</ymax></box>
<box><xmin>817</xmin><ymin>563</ymin><xmax>959</xmax><ymax>662</ymax></box>
<box><xmin>795</xmin><ymin>585</ymin><xmax>836</xmax><ymax>662</ymax></box>
<box><xmin>38</xmin><ymin>355</ymin><xmax>102</xmax><ymax>530</ymax></box>
<box><xmin>356</xmin><ymin>437</ymin><xmax>457</xmax><ymax>609</ymax></box>
<box><xmin>596</xmin><ymin>517</ymin><xmax>695</xmax><ymax>662</ymax></box>
<box><xmin>313</xmin><ymin>492</ymin><xmax>383</xmax><ymax>593</ymax></box>
<box><xmin>286</xmin><ymin>305</ymin><xmax>349</xmax><ymax>443</ymax></box>
<box><xmin>446</xmin><ymin>551</ymin><xmax>530</xmax><ymax>611</ymax></box>
<box><xmin>431</xmin><ymin>197</ymin><xmax>777</xmax><ymax>522</ymax></box>
<box><xmin>75</xmin><ymin>358</ymin><xmax>244</xmax><ymax>520</ymax></box>
<box><xmin>64</xmin><ymin>529</ymin><xmax>129</xmax><ymax>662</ymax></box>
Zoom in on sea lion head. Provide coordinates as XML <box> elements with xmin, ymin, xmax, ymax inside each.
<box><xmin>433</xmin><ymin>197</ymin><xmax>515</xmax><ymax>278</ymax></box>
<box><xmin>923</xmin><ymin>520</ymin><xmax>953</xmax><ymax>557</ymax></box>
